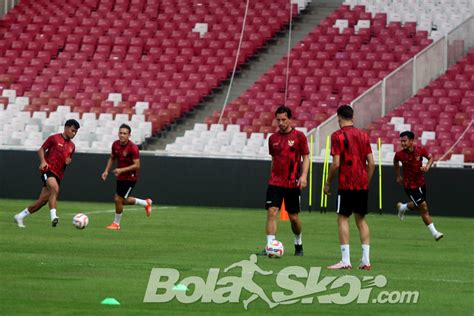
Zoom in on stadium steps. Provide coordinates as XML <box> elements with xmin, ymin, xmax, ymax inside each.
<box><xmin>145</xmin><ymin>0</ymin><xmax>344</xmax><ymax>150</ymax></box>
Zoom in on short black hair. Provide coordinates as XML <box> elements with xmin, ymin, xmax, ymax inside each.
<box><xmin>336</xmin><ymin>105</ymin><xmax>353</xmax><ymax>119</ymax></box>
<box><xmin>400</xmin><ymin>131</ymin><xmax>415</xmax><ymax>139</ymax></box>
<box><xmin>119</xmin><ymin>123</ymin><xmax>131</xmax><ymax>134</ymax></box>
<box><xmin>65</xmin><ymin>119</ymin><xmax>80</xmax><ymax>129</ymax></box>
<box><xmin>275</xmin><ymin>105</ymin><xmax>292</xmax><ymax>119</ymax></box>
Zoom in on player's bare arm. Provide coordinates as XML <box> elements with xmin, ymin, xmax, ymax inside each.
<box><xmin>114</xmin><ymin>158</ymin><xmax>140</xmax><ymax>176</ymax></box>
<box><xmin>101</xmin><ymin>156</ymin><xmax>115</xmax><ymax>181</ymax></box>
<box><xmin>298</xmin><ymin>154</ymin><xmax>309</xmax><ymax>190</ymax></box>
<box><xmin>393</xmin><ymin>157</ymin><xmax>403</xmax><ymax>185</ymax></box>
<box><xmin>324</xmin><ymin>155</ymin><xmax>340</xmax><ymax>195</ymax></box>
<box><xmin>421</xmin><ymin>154</ymin><xmax>434</xmax><ymax>172</ymax></box>
<box><xmin>366</xmin><ymin>153</ymin><xmax>375</xmax><ymax>184</ymax></box>
<box><xmin>38</xmin><ymin>147</ymin><xmax>48</xmax><ymax>171</ymax></box>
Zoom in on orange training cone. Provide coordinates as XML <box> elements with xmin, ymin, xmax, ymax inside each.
<box><xmin>280</xmin><ymin>199</ymin><xmax>289</xmax><ymax>221</ymax></box>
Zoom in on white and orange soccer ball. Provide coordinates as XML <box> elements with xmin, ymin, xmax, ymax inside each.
<box><xmin>265</xmin><ymin>240</ymin><xmax>284</xmax><ymax>258</ymax></box>
<box><xmin>72</xmin><ymin>213</ymin><xmax>89</xmax><ymax>230</ymax></box>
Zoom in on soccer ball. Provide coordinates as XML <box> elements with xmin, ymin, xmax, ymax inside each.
<box><xmin>72</xmin><ymin>213</ymin><xmax>89</xmax><ymax>230</ymax></box>
<box><xmin>265</xmin><ymin>240</ymin><xmax>284</xmax><ymax>258</ymax></box>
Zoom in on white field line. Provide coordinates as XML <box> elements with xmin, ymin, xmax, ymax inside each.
<box><xmin>230</xmin><ymin>273</ymin><xmax>471</xmax><ymax>284</ymax></box>
<box><xmin>388</xmin><ymin>276</ymin><xmax>472</xmax><ymax>284</ymax></box>
<box><xmin>66</xmin><ymin>206</ymin><xmax>176</xmax><ymax>215</ymax></box>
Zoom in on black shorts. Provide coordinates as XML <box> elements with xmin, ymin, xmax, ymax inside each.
<box><xmin>265</xmin><ymin>185</ymin><xmax>301</xmax><ymax>214</ymax></box>
<box><xmin>41</xmin><ymin>171</ymin><xmax>61</xmax><ymax>187</ymax></box>
<box><xmin>337</xmin><ymin>190</ymin><xmax>368</xmax><ymax>217</ymax></box>
<box><xmin>405</xmin><ymin>185</ymin><xmax>426</xmax><ymax>207</ymax></box>
<box><xmin>116</xmin><ymin>180</ymin><xmax>136</xmax><ymax>198</ymax></box>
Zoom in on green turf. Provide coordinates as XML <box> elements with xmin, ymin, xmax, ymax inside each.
<box><xmin>1</xmin><ymin>198</ymin><xmax>473</xmax><ymax>315</ymax></box>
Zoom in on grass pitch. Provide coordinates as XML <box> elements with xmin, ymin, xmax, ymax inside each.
<box><xmin>1</xmin><ymin>198</ymin><xmax>473</xmax><ymax>315</ymax></box>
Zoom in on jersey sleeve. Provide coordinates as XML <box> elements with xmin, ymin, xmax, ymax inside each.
<box><xmin>268</xmin><ymin>135</ymin><xmax>274</xmax><ymax>156</ymax></box>
<box><xmin>299</xmin><ymin>133</ymin><xmax>310</xmax><ymax>155</ymax></box>
<box><xmin>421</xmin><ymin>147</ymin><xmax>430</xmax><ymax>158</ymax></box>
<box><xmin>41</xmin><ymin>135</ymin><xmax>54</xmax><ymax>151</ymax></box>
<box><xmin>393</xmin><ymin>151</ymin><xmax>400</xmax><ymax>162</ymax></box>
<box><xmin>131</xmin><ymin>144</ymin><xmax>140</xmax><ymax>159</ymax></box>
<box><xmin>365</xmin><ymin>134</ymin><xmax>372</xmax><ymax>156</ymax></box>
<box><xmin>330</xmin><ymin>133</ymin><xmax>340</xmax><ymax>156</ymax></box>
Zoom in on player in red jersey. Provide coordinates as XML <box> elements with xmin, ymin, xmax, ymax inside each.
<box><xmin>14</xmin><ymin>119</ymin><xmax>80</xmax><ymax>228</ymax></box>
<box><xmin>324</xmin><ymin>105</ymin><xmax>374</xmax><ymax>270</ymax></box>
<box><xmin>394</xmin><ymin>131</ymin><xmax>443</xmax><ymax>241</ymax></box>
<box><xmin>101</xmin><ymin>124</ymin><xmax>152</xmax><ymax>230</ymax></box>
<box><xmin>257</xmin><ymin>106</ymin><xmax>310</xmax><ymax>256</ymax></box>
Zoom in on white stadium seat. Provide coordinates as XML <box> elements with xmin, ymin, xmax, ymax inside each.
<box><xmin>226</xmin><ymin>124</ymin><xmax>241</xmax><ymax>133</ymax></box>
<box><xmin>421</xmin><ymin>131</ymin><xmax>436</xmax><ymax>145</ymax></box>
<box><xmin>2</xmin><ymin>89</ymin><xmax>16</xmax><ymax>103</ymax></box>
<box><xmin>390</xmin><ymin>117</ymin><xmax>405</xmax><ymax>125</ymax></box>
<box><xmin>193</xmin><ymin>123</ymin><xmax>208</xmax><ymax>131</ymax></box>
<box><xmin>134</xmin><ymin>101</ymin><xmax>149</xmax><ymax>115</ymax></box>
<box><xmin>394</xmin><ymin>123</ymin><xmax>411</xmax><ymax>132</ymax></box>
<box><xmin>107</xmin><ymin>93</ymin><xmax>122</xmax><ymax>106</ymax></box>
<box><xmin>210</xmin><ymin>124</ymin><xmax>224</xmax><ymax>132</ymax></box>
<box><xmin>334</xmin><ymin>19</ymin><xmax>349</xmax><ymax>33</ymax></box>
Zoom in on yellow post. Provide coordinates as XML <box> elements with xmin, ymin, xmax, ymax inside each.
<box><xmin>378</xmin><ymin>137</ymin><xmax>383</xmax><ymax>214</ymax></box>
<box><xmin>323</xmin><ymin>135</ymin><xmax>330</xmax><ymax>208</ymax></box>
<box><xmin>320</xmin><ymin>135</ymin><xmax>330</xmax><ymax>212</ymax></box>
<box><xmin>309</xmin><ymin>134</ymin><xmax>314</xmax><ymax>212</ymax></box>
<box><xmin>320</xmin><ymin>140</ymin><xmax>327</xmax><ymax>211</ymax></box>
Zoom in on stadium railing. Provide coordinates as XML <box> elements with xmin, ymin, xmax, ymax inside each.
<box><xmin>0</xmin><ymin>0</ymin><xmax>18</xmax><ymax>18</ymax></box>
<box><xmin>309</xmin><ymin>16</ymin><xmax>474</xmax><ymax>163</ymax></box>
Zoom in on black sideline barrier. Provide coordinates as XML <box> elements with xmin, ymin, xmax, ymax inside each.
<box><xmin>0</xmin><ymin>150</ymin><xmax>472</xmax><ymax>217</ymax></box>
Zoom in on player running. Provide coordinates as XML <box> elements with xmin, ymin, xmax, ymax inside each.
<box><xmin>258</xmin><ymin>106</ymin><xmax>310</xmax><ymax>256</ymax></box>
<box><xmin>394</xmin><ymin>131</ymin><xmax>443</xmax><ymax>241</ymax></box>
<box><xmin>101</xmin><ymin>124</ymin><xmax>152</xmax><ymax>230</ymax></box>
<box><xmin>14</xmin><ymin>119</ymin><xmax>80</xmax><ymax>228</ymax></box>
<box><xmin>324</xmin><ymin>105</ymin><xmax>374</xmax><ymax>270</ymax></box>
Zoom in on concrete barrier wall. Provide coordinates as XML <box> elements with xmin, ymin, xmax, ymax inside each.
<box><xmin>1</xmin><ymin>150</ymin><xmax>472</xmax><ymax>217</ymax></box>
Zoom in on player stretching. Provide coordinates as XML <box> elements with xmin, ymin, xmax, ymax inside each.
<box><xmin>258</xmin><ymin>106</ymin><xmax>309</xmax><ymax>256</ymax></box>
<box><xmin>324</xmin><ymin>105</ymin><xmax>374</xmax><ymax>270</ymax></box>
<box><xmin>394</xmin><ymin>131</ymin><xmax>443</xmax><ymax>241</ymax></box>
<box><xmin>14</xmin><ymin>119</ymin><xmax>80</xmax><ymax>228</ymax></box>
<box><xmin>101</xmin><ymin>124</ymin><xmax>152</xmax><ymax>230</ymax></box>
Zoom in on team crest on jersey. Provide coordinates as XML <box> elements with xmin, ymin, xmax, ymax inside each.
<box><xmin>123</xmin><ymin>151</ymin><xmax>128</xmax><ymax>157</ymax></box>
<box><xmin>58</xmin><ymin>143</ymin><xmax>64</xmax><ymax>147</ymax></box>
<box><xmin>288</xmin><ymin>140</ymin><xmax>294</xmax><ymax>146</ymax></box>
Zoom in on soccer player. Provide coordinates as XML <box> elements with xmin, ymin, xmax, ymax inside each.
<box><xmin>101</xmin><ymin>123</ymin><xmax>152</xmax><ymax>230</ymax></box>
<box><xmin>258</xmin><ymin>106</ymin><xmax>310</xmax><ymax>256</ymax></box>
<box><xmin>324</xmin><ymin>105</ymin><xmax>374</xmax><ymax>270</ymax></box>
<box><xmin>14</xmin><ymin>119</ymin><xmax>80</xmax><ymax>228</ymax></box>
<box><xmin>394</xmin><ymin>130</ymin><xmax>443</xmax><ymax>241</ymax></box>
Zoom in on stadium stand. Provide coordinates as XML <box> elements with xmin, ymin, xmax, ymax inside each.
<box><xmin>0</xmin><ymin>0</ymin><xmax>472</xmax><ymax>165</ymax></box>
<box><xmin>0</xmin><ymin>0</ymin><xmax>297</xmax><ymax>149</ymax></box>
<box><xmin>181</xmin><ymin>3</ymin><xmax>435</xmax><ymax>155</ymax></box>
<box><xmin>170</xmin><ymin>1</ymin><xmax>472</xmax><ymax>161</ymax></box>
<box><xmin>367</xmin><ymin>49</ymin><xmax>474</xmax><ymax>163</ymax></box>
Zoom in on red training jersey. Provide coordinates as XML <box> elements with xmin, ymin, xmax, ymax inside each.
<box><xmin>268</xmin><ymin>129</ymin><xmax>309</xmax><ymax>189</ymax></box>
<box><xmin>330</xmin><ymin>126</ymin><xmax>372</xmax><ymax>190</ymax></box>
<box><xmin>394</xmin><ymin>146</ymin><xmax>430</xmax><ymax>189</ymax></box>
<box><xmin>41</xmin><ymin>133</ymin><xmax>75</xmax><ymax>181</ymax></box>
<box><xmin>111</xmin><ymin>140</ymin><xmax>140</xmax><ymax>181</ymax></box>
